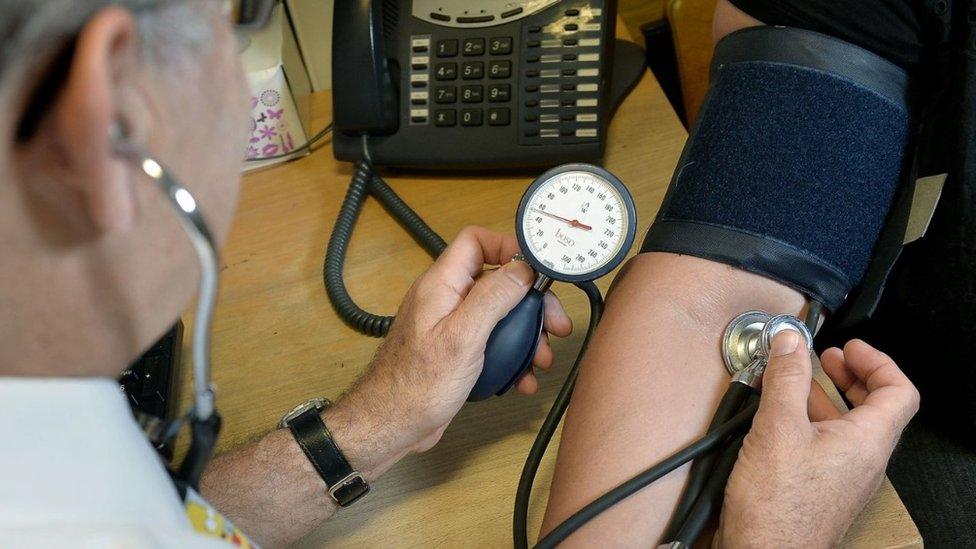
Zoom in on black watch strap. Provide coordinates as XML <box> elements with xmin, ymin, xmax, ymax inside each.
<box><xmin>286</xmin><ymin>407</ymin><xmax>370</xmax><ymax>507</ymax></box>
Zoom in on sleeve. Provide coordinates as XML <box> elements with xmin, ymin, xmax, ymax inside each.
<box><xmin>727</xmin><ymin>0</ymin><xmax>925</xmax><ymax>71</ymax></box>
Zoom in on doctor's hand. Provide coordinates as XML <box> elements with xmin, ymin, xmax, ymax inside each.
<box><xmin>717</xmin><ymin>334</ymin><xmax>919</xmax><ymax>548</ymax></box>
<box><xmin>324</xmin><ymin>226</ymin><xmax>572</xmax><ymax>476</ymax></box>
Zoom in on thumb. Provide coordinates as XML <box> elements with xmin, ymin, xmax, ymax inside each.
<box><xmin>757</xmin><ymin>330</ymin><xmax>813</xmax><ymax>425</ymax></box>
<box><xmin>451</xmin><ymin>260</ymin><xmax>534</xmax><ymax>341</ymax></box>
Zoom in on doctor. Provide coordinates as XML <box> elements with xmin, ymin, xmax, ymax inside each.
<box><xmin>0</xmin><ymin>1</ymin><xmax>918</xmax><ymax>547</ymax></box>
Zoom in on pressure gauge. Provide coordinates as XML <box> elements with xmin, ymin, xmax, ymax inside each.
<box><xmin>516</xmin><ymin>164</ymin><xmax>637</xmax><ymax>283</ymax></box>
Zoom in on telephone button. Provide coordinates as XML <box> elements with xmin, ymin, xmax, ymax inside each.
<box><xmin>435</xmin><ymin>63</ymin><xmax>458</xmax><ymax>80</ymax></box>
<box><xmin>525</xmin><ymin>99</ymin><xmax>539</xmax><ymax>107</ymax></box>
<box><xmin>429</xmin><ymin>12</ymin><xmax>450</xmax><ymax>22</ymax></box>
<box><xmin>525</xmin><ymin>114</ymin><xmax>539</xmax><ymax>122</ymax></box>
<box><xmin>434</xmin><ymin>109</ymin><xmax>457</xmax><ymax>127</ymax></box>
<box><xmin>487</xmin><ymin>84</ymin><xmax>511</xmax><ymax>102</ymax></box>
<box><xmin>528</xmin><ymin>25</ymin><xmax>542</xmax><ymax>33</ymax></box>
<box><xmin>461</xmin><ymin>85</ymin><xmax>484</xmax><ymax>103</ymax></box>
<box><xmin>461</xmin><ymin>109</ymin><xmax>484</xmax><ymax>126</ymax></box>
<box><xmin>501</xmin><ymin>7</ymin><xmax>523</xmax><ymax>18</ymax></box>
<box><xmin>562</xmin><ymin>83</ymin><xmax>577</xmax><ymax>91</ymax></box>
<box><xmin>489</xmin><ymin>37</ymin><xmax>513</xmax><ymax>55</ymax></box>
<box><xmin>457</xmin><ymin>15</ymin><xmax>495</xmax><ymax>24</ymax></box>
<box><xmin>462</xmin><ymin>38</ymin><xmax>485</xmax><ymax>56</ymax></box>
<box><xmin>565</xmin><ymin>8</ymin><xmax>581</xmax><ymax>16</ymax></box>
<box><xmin>487</xmin><ymin>108</ymin><xmax>511</xmax><ymax>126</ymax></box>
<box><xmin>527</xmin><ymin>40</ymin><xmax>541</xmax><ymax>48</ymax></box>
<box><xmin>488</xmin><ymin>60</ymin><xmax>511</xmax><ymax>79</ymax></box>
<box><xmin>525</xmin><ymin>85</ymin><xmax>540</xmax><ymax>92</ymax></box>
<box><xmin>436</xmin><ymin>39</ymin><xmax>459</xmax><ymax>57</ymax></box>
<box><xmin>434</xmin><ymin>86</ymin><xmax>457</xmax><ymax>104</ymax></box>
<box><xmin>461</xmin><ymin>62</ymin><xmax>484</xmax><ymax>79</ymax></box>
<box><xmin>564</xmin><ymin>23</ymin><xmax>579</xmax><ymax>31</ymax></box>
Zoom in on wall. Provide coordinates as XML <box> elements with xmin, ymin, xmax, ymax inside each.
<box><xmin>286</xmin><ymin>0</ymin><xmax>334</xmax><ymax>91</ymax></box>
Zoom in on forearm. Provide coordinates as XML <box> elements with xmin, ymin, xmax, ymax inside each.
<box><xmin>540</xmin><ymin>252</ymin><xmax>806</xmax><ymax>545</ymax></box>
<box><xmin>200</xmin><ymin>385</ymin><xmax>411</xmax><ymax>548</ymax></box>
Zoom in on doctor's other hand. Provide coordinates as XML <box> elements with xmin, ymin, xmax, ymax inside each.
<box><xmin>717</xmin><ymin>333</ymin><xmax>919</xmax><ymax>548</ymax></box>
<box><xmin>329</xmin><ymin>226</ymin><xmax>572</xmax><ymax>466</ymax></box>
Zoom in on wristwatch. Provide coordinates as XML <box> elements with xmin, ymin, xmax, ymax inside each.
<box><xmin>278</xmin><ymin>398</ymin><xmax>370</xmax><ymax>507</ymax></box>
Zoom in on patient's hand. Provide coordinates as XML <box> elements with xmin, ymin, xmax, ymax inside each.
<box><xmin>717</xmin><ymin>333</ymin><xmax>919</xmax><ymax>548</ymax></box>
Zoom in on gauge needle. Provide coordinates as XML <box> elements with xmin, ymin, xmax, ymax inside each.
<box><xmin>531</xmin><ymin>208</ymin><xmax>593</xmax><ymax>231</ymax></box>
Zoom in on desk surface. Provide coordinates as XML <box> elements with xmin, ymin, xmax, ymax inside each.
<box><xmin>183</xmin><ymin>34</ymin><xmax>921</xmax><ymax>549</ymax></box>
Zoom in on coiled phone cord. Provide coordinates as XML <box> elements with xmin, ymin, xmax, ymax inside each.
<box><xmin>514</xmin><ymin>280</ymin><xmax>604</xmax><ymax>549</ymax></box>
<box><xmin>324</xmin><ymin>137</ymin><xmax>447</xmax><ymax>337</ymax></box>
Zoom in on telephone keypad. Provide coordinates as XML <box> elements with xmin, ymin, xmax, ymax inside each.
<box><xmin>489</xmin><ymin>37</ymin><xmax>513</xmax><ymax>55</ymax></box>
<box><xmin>461</xmin><ymin>61</ymin><xmax>484</xmax><ymax>79</ymax></box>
<box><xmin>487</xmin><ymin>108</ymin><xmax>511</xmax><ymax>126</ymax></box>
<box><xmin>488</xmin><ymin>84</ymin><xmax>511</xmax><ymax>102</ymax></box>
<box><xmin>461</xmin><ymin>85</ymin><xmax>484</xmax><ymax>103</ymax></box>
<box><xmin>461</xmin><ymin>109</ymin><xmax>483</xmax><ymax>126</ymax></box>
<box><xmin>435</xmin><ymin>63</ymin><xmax>457</xmax><ymax>80</ymax></box>
<box><xmin>434</xmin><ymin>86</ymin><xmax>457</xmax><ymax>104</ymax></box>
<box><xmin>488</xmin><ymin>60</ymin><xmax>511</xmax><ymax>79</ymax></box>
<box><xmin>462</xmin><ymin>38</ymin><xmax>485</xmax><ymax>56</ymax></box>
<box><xmin>434</xmin><ymin>109</ymin><xmax>457</xmax><ymax>127</ymax></box>
<box><xmin>436</xmin><ymin>39</ymin><xmax>459</xmax><ymax>57</ymax></box>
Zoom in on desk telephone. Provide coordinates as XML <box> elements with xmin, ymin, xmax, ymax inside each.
<box><xmin>332</xmin><ymin>0</ymin><xmax>642</xmax><ymax>168</ymax></box>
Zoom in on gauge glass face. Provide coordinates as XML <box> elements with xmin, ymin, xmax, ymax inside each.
<box><xmin>521</xmin><ymin>170</ymin><xmax>630</xmax><ymax>277</ymax></box>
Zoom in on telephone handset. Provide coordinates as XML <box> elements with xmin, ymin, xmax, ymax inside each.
<box><xmin>332</xmin><ymin>0</ymin><xmax>626</xmax><ymax>169</ymax></box>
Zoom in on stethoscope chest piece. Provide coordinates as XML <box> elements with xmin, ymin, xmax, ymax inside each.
<box><xmin>722</xmin><ymin>311</ymin><xmax>771</xmax><ymax>375</ymax></box>
<box><xmin>722</xmin><ymin>310</ymin><xmax>815</xmax><ymax>375</ymax></box>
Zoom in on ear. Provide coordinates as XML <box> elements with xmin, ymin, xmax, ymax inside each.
<box><xmin>50</xmin><ymin>7</ymin><xmax>139</xmax><ymax>232</ymax></box>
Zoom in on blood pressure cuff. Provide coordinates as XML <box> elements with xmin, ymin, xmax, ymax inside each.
<box><xmin>641</xmin><ymin>26</ymin><xmax>911</xmax><ymax>311</ymax></box>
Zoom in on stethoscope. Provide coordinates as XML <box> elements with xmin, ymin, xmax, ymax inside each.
<box><xmin>115</xmin><ymin>139</ymin><xmax>221</xmax><ymax>491</ymax></box>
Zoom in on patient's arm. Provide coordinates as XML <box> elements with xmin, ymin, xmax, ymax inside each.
<box><xmin>541</xmin><ymin>3</ymin><xmax>774</xmax><ymax>542</ymax></box>
<box><xmin>540</xmin><ymin>252</ymin><xmax>806</xmax><ymax>544</ymax></box>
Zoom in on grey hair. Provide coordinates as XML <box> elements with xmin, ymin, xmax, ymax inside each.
<box><xmin>0</xmin><ymin>0</ymin><xmax>215</xmax><ymax>93</ymax></box>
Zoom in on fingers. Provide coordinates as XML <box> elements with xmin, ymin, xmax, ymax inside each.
<box><xmin>516</xmin><ymin>372</ymin><xmax>540</xmax><ymax>395</ymax></box>
<box><xmin>533</xmin><ymin>332</ymin><xmax>553</xmax><ymax>370</ymax></box>
<box><xmin>428</xmin><ymin>226</ymin><xmax>522</xmax><ymax>293</ymax></box>
<box><xmin>756</xmin><ymin>330</ymin><xmax>814</xmax><ymax>425</ymax></box>
<box><xmin>543</xmin><ymin>291</ymin><xmax>573</xmax><ymax>337</ymax></box>
<box><xmin>838</xmin><ymin>340</ymin><xmax>920</xmax><ymax>437</ymax></box>
<box><xmin>449</xmin><ymin>260</ymin><xmax>534</xmax><ymax>341</ymax></box>
<box><xmin>821</xmin><ymin>346</ymin><xmax>868</xmax><ymax>406</ymax></box>
<box><xmin>808</xmin><ymin>379</ymin><xmax>843</xmax><ymax>421</ymax></box>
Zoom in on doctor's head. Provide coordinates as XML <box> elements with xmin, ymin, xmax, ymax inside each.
<box><xmin>0</xmin><ymin>0</ymin><xmax>251</xmax><ymax>377</ymax></box>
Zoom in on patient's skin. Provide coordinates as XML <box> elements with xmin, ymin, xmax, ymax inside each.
<box><xmin>540</xmin><ymin>252</ymin><xmax>806</xmax><ymax>544</ymax></box>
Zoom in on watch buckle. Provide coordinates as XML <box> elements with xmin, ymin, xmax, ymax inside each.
<box><xmin>277</xmin><ymin>397</ymin><xmax>331</xmax><ymax>428</ymax></box>
<box><xmin>329</xmin><ymin>471</ymin><xmax>369</xmax><ymax>505</ymax></box>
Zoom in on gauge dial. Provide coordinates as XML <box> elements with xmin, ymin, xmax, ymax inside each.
<box><xmin>517</xmin><ymin>164</ymin><xmax>637</xmax><ymax>282</ymax></box>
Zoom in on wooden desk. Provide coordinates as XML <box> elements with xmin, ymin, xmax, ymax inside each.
<box><xmin>183</xmin><ymin>38</ymin><xmax>920</xmax><ymax>549</ymax></box>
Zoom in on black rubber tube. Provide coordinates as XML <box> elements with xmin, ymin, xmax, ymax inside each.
<box><xmin>662</xmin><ymin>382</ymin><xmax>753</xmax><ymax>540</ymax></box>
<box><xmin>672</xmin><ymin>431</ymin><xmax>748</xmax><ymax>546</ymax></box>
<box><xmin>534</xmin><ymin>400</ymin><xmax>760</xmax><ymax>549</ymax></box>
<box><xmin>514</xmin><ymin>280</ymin><xmax>604</xmax><ymax>549</ymax></box>
<box><xmin>323</xmin><ymin>159</ymin><xmax>446</xmax><ymax>337</ymax></box>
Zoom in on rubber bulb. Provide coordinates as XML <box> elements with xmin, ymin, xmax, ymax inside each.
<box><xmin>468</xmin><ymin>287</ymin><xmax>545</xmax><ymax>401</ymax></box>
